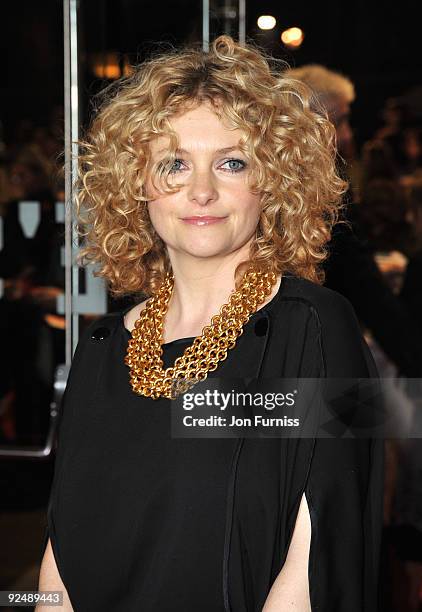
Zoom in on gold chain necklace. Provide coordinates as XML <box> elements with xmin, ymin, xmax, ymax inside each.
<box><xmin>124</xmin><ymin>266</ymin><xmax>278</xmax><ymax>400</ymax></box>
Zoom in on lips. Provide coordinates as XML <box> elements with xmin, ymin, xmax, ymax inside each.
<box><xmin>181</xmin><ymin>216</ymin><xmax>225</xmax><ymax>221</ymax></box>
<box><xmin>181</xmin><ymin>215</ymin><xmax>227</xmax><ymax>226</ymax></box>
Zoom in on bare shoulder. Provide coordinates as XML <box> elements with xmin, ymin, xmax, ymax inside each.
<box><xmin>123</xmin><ymin>298</ymin><xmax>149</xmax><ymax>333</ymax></box>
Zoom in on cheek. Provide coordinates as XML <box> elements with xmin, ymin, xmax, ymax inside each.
<box><xmin>241</xmin><ymin>197</ymin><xmax>261</xmax><ymax>224</ymax></box>
<box><xmin>146</xmin><ymin>195</ymin><xmax>182</xmax><ymax>243</ymax></box>
<box><xmin>147</xmin><ymin>201</ymin><xmax>168</xmax><ymax>230</ymax></box>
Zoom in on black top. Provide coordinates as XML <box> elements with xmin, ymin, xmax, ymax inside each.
<box><xmin>43</xmin><ymin>274</ymin><xmax>384</xmax><ymax>612</ymax></box>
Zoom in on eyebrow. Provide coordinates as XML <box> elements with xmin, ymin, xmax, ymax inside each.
<box><xmin>156</xmin><ymin>146</ymin><xmax>242</xmax><ymax>155</ymax></box>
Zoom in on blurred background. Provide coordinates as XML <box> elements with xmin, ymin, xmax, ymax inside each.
<box><xmin>1</xmin><ymin>1</ymin><xmax>421</xmax><ymax>609</ymax></box>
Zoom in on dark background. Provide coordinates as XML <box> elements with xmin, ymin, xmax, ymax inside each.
<box><xmin>1</xmin><ymin>0</ymin><xmax>420</xmax><ymax>150</ymax></box>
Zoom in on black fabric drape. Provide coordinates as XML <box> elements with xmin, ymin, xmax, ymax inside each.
<box><xmin>41</xmin><ymin>275</ymin><xmax>384</xmax><ymax>611</ymax></box>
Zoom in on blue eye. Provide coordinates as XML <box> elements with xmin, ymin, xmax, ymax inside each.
<box><xmin>223</xmin><ymin>159</ymin><xmax>246</xmax><ymax>172</ymax></box>
<box><xmin>222</xmin><ymin>158</ymin><xmax>247</xmax><ymax>173</ymax></box>
<box><xmin>169</xmin><ymin>159</ymin><xmax>184</xmax><ymax>173</ymax></box>
<box><xmin>167</xmin><ymin>157</ymin><xmax>247</xmax><ymax>174</ymax></box>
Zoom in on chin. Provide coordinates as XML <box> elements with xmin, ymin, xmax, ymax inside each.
<box><xmin>183</xmin><ymin>248</ymin><xmax>229</xmax><ymax>259</ymax></box>
<box><xmin>172</xmin><ymin>240</ymin><xmax>231</xmax><ymax>258</ymax></box>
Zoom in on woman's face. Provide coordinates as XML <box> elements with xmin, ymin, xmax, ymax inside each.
<box><xmin>145</xmin><ymin>102</ymin><xmax>262</xmax><ymax>266</ymax></box>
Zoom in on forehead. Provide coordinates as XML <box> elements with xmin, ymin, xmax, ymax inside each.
<box><xmin>149</xmin><ymin>103</ymin><xmax>244</xmax><ymax>155</ymax></box>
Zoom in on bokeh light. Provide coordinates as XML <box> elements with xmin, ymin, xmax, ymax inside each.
<box><xmin>257</xmin><ymin>15</ymin><xmax>276</xmax><ymax>30</ymax></box>
<box><xmin>281</xmin><ymin>27</ymin><xmax>304</xmax><ymax>49</ymax></box>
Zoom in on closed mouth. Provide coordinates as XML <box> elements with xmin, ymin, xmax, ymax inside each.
<box><xmin>181</xmin><ymin>216</ymin><xmax>226</xmax><ymax>220</ymax></box>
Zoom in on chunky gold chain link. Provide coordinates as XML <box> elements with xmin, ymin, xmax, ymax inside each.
<box><xmin>124</xmin><ymin>266</ymin><xmax>278</xmax><ymax>399</ymax></box>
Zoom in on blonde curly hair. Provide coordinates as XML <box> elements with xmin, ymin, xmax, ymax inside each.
<box><xmin>74</xmin><ymin>35</ymin><xmax>347</xmax><ymax>299</ymax></box>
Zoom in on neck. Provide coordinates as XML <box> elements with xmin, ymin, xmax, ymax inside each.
<box><xmin>165</xmin><ymin>269</ymin><xmax>243</xmax><ymax>337</ymax></box>
<box><xmin>162</xmin><ymin>258</ymin><xmax>281</xmax><ymax>343</ymax></box>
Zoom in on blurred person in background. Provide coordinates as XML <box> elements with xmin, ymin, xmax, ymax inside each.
<box><xmin>401</xmin><ymin>177</ymin><xmax>422</xmax><ymax>331</ymax></box>
<box><xmin>383</xmin><ymin>126</ymin><xmax>422</xmax><ymax>180</ymax></box>
<box><xmin>374</xmin><ymin>88</ymin><xmax>422</xmax><ymax>181</ymax></box>
<box><xmin>0</xmin><ymin>149</ymin><xmax>63</xmax><ymax>289</ymax></box>
<box><xmin>281</xmin><ymin>64</ymin><xmax>356</xmax><ymax>163</ymax></box>
<box><xmin>284</xmin><ymin>63</ymin><xmax>422</xmax><ymax>380</ymax></box>
<box><xmin>360</xmin><ymin>139</ymin><xmax>400</xmax><ymax>187</ymax></box>
<box><xmin>374</xmin><ymin>97</ymin><xmax>404</xmax><ymax>142</ymax></box>
<box><xmin>381</xmin><ymin>176</ymin><xmax>422</xmax><ymax>612</ymax></box>
<box><xmin>0</xmin><ymin>148</ymin><xmax>65</xmax><ymax>443</ymax></box>
<box><xmin>358</xmin><ymin>139</ymin><xmax>419</xmax><ymax>295</ymax></box>
<box><xmin>358</xmin><ymin>179</ymin><xmax>412</xmax><ymax>256</ymax></box>
<box><xmin>356</xmin><ymin>178</ymin><xmax>414</xmax><ymax>295</ymax></box>
<box><xmin>285</xmin><ymin>65</ymin><xmax>422</xmax><ymax>612</ymax></box>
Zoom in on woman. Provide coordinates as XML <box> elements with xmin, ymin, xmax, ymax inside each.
<box><xmin>37</xmin><ymin>35</ymin><xmax>384</xmax><ymax>611</ymax></box>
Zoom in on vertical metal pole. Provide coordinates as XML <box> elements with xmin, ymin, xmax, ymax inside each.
<box><xmin>203</xmin><ymin>0</ymin><xmax>209</xmax><ymax>51</ymax></box>
<box><xmin>238</xmin><ymin>0</ymin><xmax>245</xmax><ymax>44</ymax></box>
<box><xmin>63</xmin><ymin>0</ymin><xmax>80</xmax><ymax>362</ymax></box>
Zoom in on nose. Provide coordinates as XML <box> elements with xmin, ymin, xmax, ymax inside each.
<box><xmin>187</xmin><ymin>169</ymin><xmax>218</xmax><ymax>206</ymax></box>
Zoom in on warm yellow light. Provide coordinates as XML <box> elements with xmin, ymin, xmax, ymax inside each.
<box><xmin>91</xmin><ymin>52</ymin><xmax>122</xmax><ymax>79</ymax></box>
<box><xmin>92</xmin><ymin>62</ymin><xmax>104</xmax><ymax>78</ymax></box>
<box><xmin>281</xmin><ymin>27</ymin><xmax>304</xmax><ymax>48</ymax></box>
<box><xmin>257</xmin><ymin>15</ymin><xmax>276</xmax><ymax>30</ymax></box>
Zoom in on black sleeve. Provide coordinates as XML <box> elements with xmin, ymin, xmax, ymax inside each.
<box><xmin>305</xmin><ymin>290</ymin><xmax>384</xmax><ymax>612</ymax></box>
<box><xmin>39</xmin><ymin>316</ymin><xmax>109</xmax><ymax>562</ymax></box>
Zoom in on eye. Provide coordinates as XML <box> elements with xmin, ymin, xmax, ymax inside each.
<box><xmin>220</xmin><ymin>158</ymin><xmax>247</xmax><ymax>173</ymax></box>
<box><xmin>169</xmin><ymin>159</ymin><xmax>185</xmax><ymax>173</ymax></box>
<box><xmin>167</xmin><ymin>157</ymin><xmax>248</xmax><ymax>174</ymax></box>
